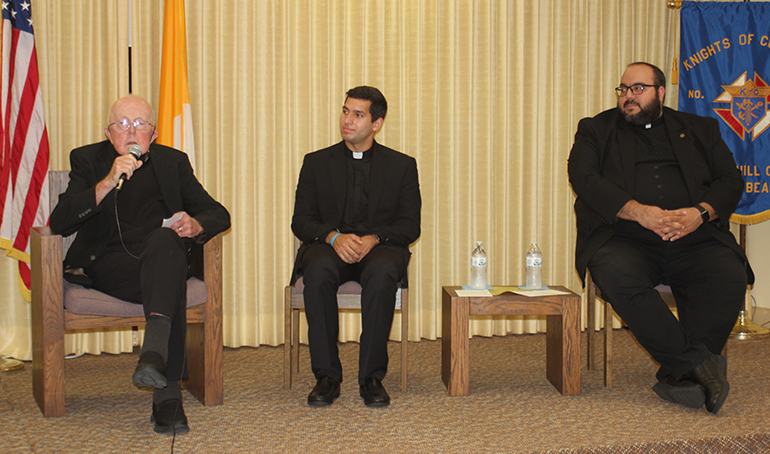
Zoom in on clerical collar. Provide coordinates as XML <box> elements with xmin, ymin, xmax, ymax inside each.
<box><xmin>346</xmin><ymin>144</ymin><xmax>373</xmax><ymax>160</ymax></box>
<box><xmin>642</xmin><ymin>114</ymin><xmax>665</xmax><ymax>130</ymax></box>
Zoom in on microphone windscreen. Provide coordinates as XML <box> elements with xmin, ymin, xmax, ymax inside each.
<box><xmin>127</xmin><ymin>144</ymin><xmax>142</xmax><ymax>159</ymax></box>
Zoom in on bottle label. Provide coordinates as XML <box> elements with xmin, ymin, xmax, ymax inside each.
<box><xmin>472</xmin><ymin>256</ymin><xmax>487</xmax><ymax>267</ymax></box>
<box><xmin>526</xmin><ymin>256</ymin><xmax>542</xmax><ymax>267</ymax></box>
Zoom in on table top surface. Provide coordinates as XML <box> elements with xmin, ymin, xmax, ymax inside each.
<box><xmin>442</xmin><ymin>285</ymin><xmax>578</xmax><ymax>298</ymax></box>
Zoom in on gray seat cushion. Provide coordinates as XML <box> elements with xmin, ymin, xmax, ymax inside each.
<box><xmin>293</xmin><ymin>277</ymin><xmax>361</xmax><ymax>295</ymax></box>
<box><xmin>63</xmin><ymin>277</ymin><xmax>208</xmax><ymax>317</ymax></box>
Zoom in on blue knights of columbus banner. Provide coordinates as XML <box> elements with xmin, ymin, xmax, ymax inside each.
<box><xmin>679</xmin><ymin>1</ymin><xmax>770</xmax><ymax>224</ymax></box>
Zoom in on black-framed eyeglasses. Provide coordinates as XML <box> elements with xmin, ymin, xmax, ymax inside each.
<box><xmin>615</xmin><ymin>84</ymin><xmax>658</xmax><ymax>97</ymax></box>
<box><xmin>108</xmin><ymin>117</ymin><xmax>154</xmax><ymax>131</ymax></box>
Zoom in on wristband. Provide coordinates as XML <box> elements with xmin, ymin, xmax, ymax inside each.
<box><xmin>330</xmin><ymin>232</ymin><xmax>341</xmax><ymax>247</ymax></box>
<box><xmin>695</xmin><ymin>204</ymin><xmax>710</xmax><ymax>224</ymax></box>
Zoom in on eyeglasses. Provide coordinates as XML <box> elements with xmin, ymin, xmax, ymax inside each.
<box><xmin>108</xmin><ymin>117</ymin><xmax>154</xmax><ymax>131</ymax></box>
<box><xmin>615</xmin><ymin>84</ymin><xmax>658</xmax><ymax>97</ymax></box>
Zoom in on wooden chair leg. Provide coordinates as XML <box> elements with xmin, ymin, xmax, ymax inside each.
<box><xmin>604</xmin><ymin>300</ymin><xmax>613</xmax><ymax>388</ymax></box>
<box><xmin>284</xmin><ymin>287</ymin><xmax>293</xmax><ymax>390</ymax></box>
<box><xmin>400</xmin><ymin>289</ymin><xmax>408</xmax><ymax>392</ymax></box>
<box><xmin>292</xmin><ymin>308</ymin><xmax>300</xmax><ymax>379</ymax></box>
<box><xmin>186</xmin><ymin>234</ymin><xmax>224</xmax><ymax>406</ymax></box>
<box><xmin>586</xmin><ymin>276</ymin><xmax>597</xmax><ymax>370</ymax></box>
<box><xmin>31</xmin><ymin>227</ymin><xmax>66</xmax><ymax>417</ymax></box>
<box><xmin>186</xmin><ymin>315</ymin><xmax>223</xmax><ymax>405</ymax></box>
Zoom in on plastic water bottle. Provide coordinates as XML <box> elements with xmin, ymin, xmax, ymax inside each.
<box><xmin>526</xmin><ymin>241</ymin><xmax>542</xmax><ymax>289</ymax></box>
<box><xmin>470</xmin><ymin>241</ymin><xmax>487</xmax><ymax>289</ymax></box>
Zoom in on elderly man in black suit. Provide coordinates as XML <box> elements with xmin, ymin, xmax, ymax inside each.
<box><xmin>50</xmin><ymin>95</ymin><xmax>230</xmax><ymax>434</ymax></box>
<box><xmin>568</xmin><ymin>62</ymin><xmax>752</xmax><ymax>414</ymax></box>
<box><xmin>291</xmin><ymin>86</ymin><xmax>421</xmax><ymax>407</ymax></box>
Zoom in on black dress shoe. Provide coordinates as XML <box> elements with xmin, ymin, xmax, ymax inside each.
<box><xmin>359</xmin><ymin>377</ymin><xmax>390</xmax><ymax>407</ymax></box>
<box><xmin>151</xmin><ymin>399</ymin><xmax>189</xmax><ymax>435</ymax></box>
<box><xmin>133</xmin><ymin>351</ymin><xmax>168</xmax><ymax>389</ymax></box>
<box><xmin>690</xmin><ymin>355</ymin><xmax>729</xmax><ymax>414</ymax></box>
<box><xmin>652</xmin><ymin>375</ymin><xmax>706</xmax><ymax>409</ymax></box>
<box><xmin>307</xmin><ymin>376</ymin><xmax>341</xmax><ymax>407</ymax></box>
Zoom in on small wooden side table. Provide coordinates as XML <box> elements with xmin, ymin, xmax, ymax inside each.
<box><xmin>441</xmin><ymin>285</ymin><xmax>581</xmax><ymax>396</ymax></box>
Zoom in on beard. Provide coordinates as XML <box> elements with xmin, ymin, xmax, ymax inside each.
<box><xmin>619</xmin><ymin>95</ymin><xmax>662</xmax><ymax>126</ymax></box>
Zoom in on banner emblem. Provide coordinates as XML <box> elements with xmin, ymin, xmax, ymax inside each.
<box><xmin>713</xmin><ymin>72</ymin><xmax>770</xmax><ymax>141</ymax></box>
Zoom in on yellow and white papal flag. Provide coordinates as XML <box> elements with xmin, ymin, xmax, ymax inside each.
<box><xmin>157</xmin><ymin>0</ymin><xmax>196</xmax><ymax>170</ymax></box>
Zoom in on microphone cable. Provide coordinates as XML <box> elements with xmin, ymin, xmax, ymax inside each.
<box><xmin>169</xmin><ymin>349</ymin><xmax>186</xmax><ymax>453</ymax></box>
<box><xmin>113</xmin><ymin>189</ymin><xmax>140</xmax><ymax>260</ymax></box>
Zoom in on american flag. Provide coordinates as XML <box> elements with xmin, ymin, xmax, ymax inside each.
<box><xmin>1</xmin><ymin>0</ymin><xmax>50</xmax><ymax>298</ymax></box>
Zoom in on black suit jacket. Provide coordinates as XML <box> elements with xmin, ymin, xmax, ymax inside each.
<box><xmin>568</xmin><ymin>107</ymin><xmax>752</xmax><ymax>284</ymax></box>
<box><xmin>290</xmin><ymin>140</ymin><xmax>421</xmax><ymax>283</ymax></box>
<box><xmin>49</xmin><ymin>140</ymin><xmax>230</xmax><ymax>270</ymax></box>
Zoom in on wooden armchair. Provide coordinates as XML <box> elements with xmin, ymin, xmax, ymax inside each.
<box><xmin>284</xmin><ymin>237</ymin><xmax>409</xmax><ymax>392</ymax></box>
<box><xmin>30</xmin><ymin>171</ymin><xmax>224</xmax><ymax>417</ymax></box>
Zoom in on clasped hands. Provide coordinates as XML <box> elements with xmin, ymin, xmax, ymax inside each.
<box><xmin>639</xmin><ymin>205</ymin><xmax>706</xmax><ymax>242</ymax></box>
<box><xmin>328</xmin><ymin>232</ymin><xmax>379</xmax><ymax>264</ymax></box>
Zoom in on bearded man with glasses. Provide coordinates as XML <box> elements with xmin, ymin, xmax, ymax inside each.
<box><xmin>568</xmin><ymin>62</ymin><xmax>752</xmax><ymax>414</ymax></box>
<box><xmin>49</xmin><ymin>95</ymin><xmax>230</xmax><ymax>434</ymax></box>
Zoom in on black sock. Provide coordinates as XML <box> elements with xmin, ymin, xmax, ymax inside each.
<box><xmin>141</xmin><ymin>315</ymin><xmax>172</xmax><ymax>364</ymax></box>
<box><xmin>153</xmin><ymin>380</ymin><xmax>182</xmax><ymax>404</ymax></box>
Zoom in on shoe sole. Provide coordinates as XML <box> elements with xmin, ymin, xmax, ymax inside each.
<box><xmin>151</xmin><ymin>415</ymin><xmax>190</xmax><ymax>435</ymax></box>
<box><xmin>307</xmin><ymin>399</ymin><xmax>334</xmax><ymax>407</ymax></box>
<box><xmin>133</xmin><ymin>366</ymin><xmax>168</xmax><ymax>389</ymax></box>
<box><xmin>363</xmin><ymin>400</ymin><xmax>390</xmax><ymax>408</ymax></box>
<box><xmin>652</xmin><ymin>382</ymin><xmax>705</xmax><ymax>409</ymax></box>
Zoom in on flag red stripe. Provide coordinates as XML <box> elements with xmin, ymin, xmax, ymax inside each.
<box><xmin>13</xmin><ymin>126</ymin><xmax>48</xmax><ymax>252</ymax></box>
<box><xmin>13</xmin><ymin>132</ymin><xmax>49</xmax><ymax>251</ymax></box>
<box><xmin>0</xmin><ymin>27</ymin><xmax>20</xmax><ymax>220</ymax></box>
<box><xmin>10</xmin><ymin>43</ymin><xmax>39</xmax><ymax>190</ymax></box>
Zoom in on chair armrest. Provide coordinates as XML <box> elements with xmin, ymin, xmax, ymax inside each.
<box><xmin>202</xmin><ymin>233</ymin><xmax>223</xmax><ymax>320</ymax></box>
<box><xmin>31</xmin><ymin>227</ymin><xmax>64</xmax><ymax>307</ymax></box>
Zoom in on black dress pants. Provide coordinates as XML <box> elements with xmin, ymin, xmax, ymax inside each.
<box><xmin>300</xmin><ymin>243</ymin><xmax>408</xmax><ymax>386</ymax></box>
<box><xmin>588</xmin><ymin>223</ymin><xmax>747</xmax><ymax>381</ymax></box>
<box><xmin>85</xmin><ymin>228</ymin><xmax>193</xmax><ymax>382</ymax></box>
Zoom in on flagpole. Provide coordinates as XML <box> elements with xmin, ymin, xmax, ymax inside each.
<box><xmin>128</xmin><ymin>0</ymin><xmax>132</xmax><ymax>94</ymax></box>
<box><xmin>730</xmin><ymin>225</ymin><xmax>770</xmax><ymax>340</ymax></box>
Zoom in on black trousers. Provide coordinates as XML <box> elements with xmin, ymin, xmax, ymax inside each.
<box><xmin>588</xmin><ymin>223</ymin><xmax>747</xmax><ymax>381</ymax></box>
<box><xmin>300</xmin><ymin>243</ymin><xmax>408</xmax><ymax>386</ymax></box>
<box><xmin>85</xmin><ymin>228</ymin><xmax>193</xmax><ymax>382</ymax></box>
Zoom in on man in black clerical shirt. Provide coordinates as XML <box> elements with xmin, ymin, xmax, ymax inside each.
<box><xmin>49</xmin><ymin>95</ymin><xmax>230</xmax><ymax>434</ymax></box>
<box><xmin>568</xmin><ymin>62</ymin><xmax>752</xmax><ymax>414</ymax></box>
<box><xmin>291</xmin><ymin>86</ymin><xmax>421</xmax><ymax>407</ymax></box>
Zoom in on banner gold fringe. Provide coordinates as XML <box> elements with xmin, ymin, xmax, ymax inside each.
<box><xmin>2</xmin><ymin>241</ymin><xmax>33</xmax><ymax>303</ymax></box>
<box><xmin>730</xmin><ymin>210</ymin><xmax>770</xmax><ymax>225</ymax></box>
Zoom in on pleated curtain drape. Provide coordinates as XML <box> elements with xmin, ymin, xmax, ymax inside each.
<box><xmin>1</xmin><ymin>0</ymin><xmax>685</xmax><ymax>359</ymax></box>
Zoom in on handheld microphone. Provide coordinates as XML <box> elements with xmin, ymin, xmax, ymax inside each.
<box><xmin>116</xmin><ymin>144</ymin><xmax>143</xmax><ymax>191</ymax></box>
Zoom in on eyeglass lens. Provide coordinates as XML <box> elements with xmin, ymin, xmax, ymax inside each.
<box><xmin>113</xmin><ymin>118</ymin><xmax>151</xmax><ymax>131</ymax></box>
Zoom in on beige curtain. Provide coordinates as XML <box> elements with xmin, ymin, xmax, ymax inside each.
<box><xmin>1</xmin><ymin>0</ymin><xmax>685</xmax><ymax>360</ymax></box>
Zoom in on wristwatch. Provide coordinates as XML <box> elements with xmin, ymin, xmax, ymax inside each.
<box><xmin>695</xmin><ymin>204</ymin><xmax>710</xmax><ymax>223</ymax></box>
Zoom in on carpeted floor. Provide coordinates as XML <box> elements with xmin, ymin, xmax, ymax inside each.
<box><xmin>1</xmin><ymin>329</ymin><xmax>769</xmax><ymax>453</ymax></box>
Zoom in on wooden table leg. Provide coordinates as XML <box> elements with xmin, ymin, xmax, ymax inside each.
<box><xmin>442</xmin><ymin>289</ymin><xmax>470</xmax><ymax>396</ymax></box>
<box><xmin>546</xmin><ymin>295</ymin><xmax>581</xmax><ymax>395</ymax></box>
